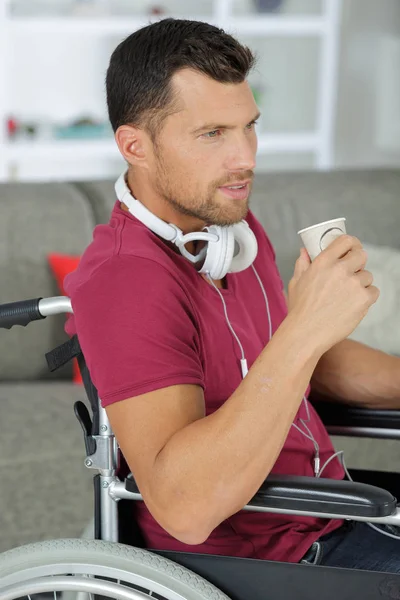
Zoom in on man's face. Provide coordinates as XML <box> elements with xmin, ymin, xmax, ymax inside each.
<box><xmin>147</xmin><ymin>68</ymin><xmax>259</xmax><ymax>228</ymax></box>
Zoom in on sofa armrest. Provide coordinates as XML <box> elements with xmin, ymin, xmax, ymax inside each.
<box><xmin>125</xmin><ymin>473</ymin><xmax>396</xmax><ymax>519</ymax></box>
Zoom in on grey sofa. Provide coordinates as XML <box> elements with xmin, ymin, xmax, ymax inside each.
<box><xmin>1</xmin><ymin>168</ymin><xmax>400</xmax><ymax>552</ymax></box>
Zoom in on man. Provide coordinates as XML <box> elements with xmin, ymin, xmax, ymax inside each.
<box><xmin>65</xmin><ymin>18</ymin><xmax>400</xmax><ymax>572</ymax></box>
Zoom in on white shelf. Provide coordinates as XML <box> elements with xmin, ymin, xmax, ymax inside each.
<box><xmin>5</xmin><ymin>133</ymin><xmax>318</xmax><ymax>162</ymax></box>
<box><xmin>0</xmin><ymin>0</ymin><xmax>343</xmax><ymax>180</ymax></box>
<box><xmin>10</xmin><ymin>15</ymin><xmax>326</xmax><ymax>37</ymax></box>
<box><xmin>6</xmin><ymin>138</ymin><xmax>121</xmax><ymax>160</ymax></box>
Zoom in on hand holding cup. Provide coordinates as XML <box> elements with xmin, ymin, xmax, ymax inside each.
<box><xmin>285</xmin><ymin>219</ymin><xmax>380</xmax><ymax>355</ymax></box>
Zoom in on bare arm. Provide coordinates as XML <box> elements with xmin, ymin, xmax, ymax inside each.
<box><xmin>283</xmin><ymin>288</ymin><xmax>400</xmax><ymax>409</ymax></box>
<box><xmin>107</xmin><ymin>314</ymin><xmax>320</xmax><ymax>545</ymax></box>
<box><xmin>310</xmin><ymin>338</ymin><xmax>400</xmax><ymax>410</ymax></box>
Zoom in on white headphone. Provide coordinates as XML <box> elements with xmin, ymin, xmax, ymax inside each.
<box><xmin>115</xmin><ymin>172</ymin><xmax>258</xmax><ymax>280</ymax></box>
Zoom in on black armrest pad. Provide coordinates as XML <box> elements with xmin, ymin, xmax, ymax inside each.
<box><xmin>249</xmin><ymin>475</ymin><xmax>396</xmax><ymax>518</ymax></box>
<box><xmin>309</xmin><ymin>391</ymin><xmax>400</xmax><ymax>429</ymax></box>
<box><xmin>126</xmin><ymin>474</ymin><xmax>396</xmax><ymax>518</ymax></box>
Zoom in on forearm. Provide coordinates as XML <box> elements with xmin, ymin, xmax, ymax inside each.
<box><xmin>311</xmin><ymin>338</ymin><xmax>400</xmax><ymax>409</ymax></box>
<box><xmin>152</xmin><ymin>314</ymin><xmax>321</xmax><ymax>544</ymax></box>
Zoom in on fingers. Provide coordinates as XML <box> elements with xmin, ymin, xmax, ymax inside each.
<box><xmin>341</xmin><ymin>248</ymin><xmax>368</xmax><ymax>274</ymax></box>
<box><xmin>354</xmin><ymin>272</ymin><xmax>380</xmax><ymax>305</ymax></box>
<box><xmin>292</xmin><ymin>248</ymin><xmax>311</xmax><ymax>282</ymax></box>
<box><xmin>317</xmin><ymin>235</ymin><xmax>363</xmax><ymax>263</ymax></box>
<box><xmin>368</xmin><ymin>285</ymin><xmax>380</xmax><ymax>304</ymax></box>
<box><xmin>355</xmin><ymin>269</ymin><xmax>374</xmax><ymax>287</ymax></box>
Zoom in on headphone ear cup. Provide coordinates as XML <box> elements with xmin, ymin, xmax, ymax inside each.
<box><xmin>229</xmin><ymin>221</ymin><xmax>258</xmax><ymax>273</ymax></box>
<box><xmin>200</xmin><ymin>226</ymin><xmax>235</xmax><ymax>280</ymax></box>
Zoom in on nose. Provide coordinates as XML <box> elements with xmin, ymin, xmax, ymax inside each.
<box><xmin>224</xmin><ymin>133</ymin><xmax>257</xmax><ymax>172</ymax></box>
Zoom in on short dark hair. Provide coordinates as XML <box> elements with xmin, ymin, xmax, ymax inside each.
<box><xmin>106</xmin><ymin>18</ymin><xmax>255</xmax><ymax>139</ymax></box>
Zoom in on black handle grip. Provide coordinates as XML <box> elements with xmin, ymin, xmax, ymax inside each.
<box><xmin>0</xmin><ymin>298</ymin><xmax>45</xmax><ymax>329</ymax></box>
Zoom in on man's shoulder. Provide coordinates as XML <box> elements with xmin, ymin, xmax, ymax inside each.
<box><xmin>64</xmin><ymin>248</ymin><xmax>193</xmax><ymax>338</ymax></box>
<box><xmin>67</xmin><ymin>249</ymin><xmax>185</xmax><ymax>301</ymax></box>
<box><xmin>71</xmin><ymin>203</ymin><xmax>184</xmax><ymax>289</ymax></box>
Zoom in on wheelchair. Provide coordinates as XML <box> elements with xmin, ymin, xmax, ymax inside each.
<box><xmin>2</xmin><ymin>296</ymin><xmax>400</xmax><ymax>600</ymax></box>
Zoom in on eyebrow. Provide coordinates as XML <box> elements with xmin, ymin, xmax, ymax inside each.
<box><xmin>191</xmin><ymin>111</ymin><xmax>261</xmax><ymax>135</ymax></box>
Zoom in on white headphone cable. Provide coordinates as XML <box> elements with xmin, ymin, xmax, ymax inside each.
<box><xmin>206</xmin><ymin>273</ymin><xmax>249</xmax><ymax>378</ymax></box>
<box><xmin>251</xmin><ymin>265</ymin><xmax>272</xmax><ymax>341</ymax></box>
<box><xmin>252</xmin><ymin>265</ymin><xmax>314</xmax><ymax>427</ymax></box>
<box><xmin>322</xmin><ymin>451</ymin><xmax>400</xmax><ymax>541</ymax></box>
<box><xmin>207</xmin><ymin>268</ymin><xmax>322</xmax><ymax>472</ymax></box>
<box><xmin>252</xmin><ymin>265</ymin><xmax>322</xmax><ymax>474</ymax></box>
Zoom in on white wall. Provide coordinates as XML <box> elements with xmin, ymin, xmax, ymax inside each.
<box><xmin>9</xmin><ymin>33</ymin><xmax>110</xmax><ymax>123</ymax></box>
<box><xmin>334</xmin><ymin>0</ymin><xmax>400</xmax><ymax>168</ymax></box>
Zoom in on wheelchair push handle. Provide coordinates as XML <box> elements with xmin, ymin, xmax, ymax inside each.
<box><xmin>0</xmin><ymin>296</ymin><xmax>73</xmax><ymax>329</ymax></box>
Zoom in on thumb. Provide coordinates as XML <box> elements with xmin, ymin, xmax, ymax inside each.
<box><xmin>293</xmin><ymin>247</ymin><xmax>311</xmax><ymax>281</ymax></box>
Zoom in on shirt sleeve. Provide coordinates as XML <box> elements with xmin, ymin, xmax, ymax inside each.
<box><xmin>67</xmin><ymin>255</ymin><xmax>205</xmax><ymax>406</ymax></box>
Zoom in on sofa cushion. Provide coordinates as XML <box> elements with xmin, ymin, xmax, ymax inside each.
<box><xmin>348</xmin><ymin>243</ymin><xmax>400</xmax><ymax>356</ymax></box>
<box><xmin>0</xmin><ymin>183</ymin><xmax>95</xmax><ymax>380</ymax></box>
<box><xmin>74</xmin><ymin>180</ymin><xmax>116</xmax><ymax>224</ymax></box>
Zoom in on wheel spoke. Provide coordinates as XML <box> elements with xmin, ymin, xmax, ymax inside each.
<box><xmin>0</xmin><ymin>538</ymin><xmax>227</xmax><ymax>600</ymax></box>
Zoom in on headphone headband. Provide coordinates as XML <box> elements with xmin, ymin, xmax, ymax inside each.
<box><xmin>115</xmin><ymin>172</ymin><xmax>179</xmax><ymax>242</ymax></box>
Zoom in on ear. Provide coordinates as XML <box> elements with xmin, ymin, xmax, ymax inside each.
<box><xmin>115</xmin><ymin>125</ymin><xmax>147</xmax><ymax>167</ymax></box>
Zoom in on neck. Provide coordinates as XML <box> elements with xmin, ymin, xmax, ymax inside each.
<box><xmin>120</xmin><ymin>171</ymin><xmax>226</xmax><ymax>288</ymax></box>
<box><xmin>125</xmin><ymin>169</ymin><xmax>206</xmax><ymax>235</ymax></box>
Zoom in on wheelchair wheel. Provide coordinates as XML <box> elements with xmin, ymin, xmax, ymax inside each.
<box><xmin>0</xmin><ymin>538</ymin><xmax>230</xmax><ymax>600</ymax></box>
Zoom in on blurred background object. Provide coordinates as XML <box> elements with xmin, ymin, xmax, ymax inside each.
<box><xmin>0</xmin><ymin>0</ymin><xmax>399</xmax><ymax>181</ymax></box>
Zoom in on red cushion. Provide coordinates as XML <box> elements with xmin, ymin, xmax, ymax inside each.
<box><xmin>48</xmin><ymin>253</ymin><xmax>82</xmax><ymax>385</ymax></box>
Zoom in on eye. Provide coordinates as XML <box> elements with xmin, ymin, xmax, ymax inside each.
<box><xmin>246</xmin><ymin>120</ymin><xmax>258</xmax><ymax>130</ymax></box>
<box><xmin>202</xmin><ymin>129</ymin><xmax>222</xmax><ymax>139</ymax></box>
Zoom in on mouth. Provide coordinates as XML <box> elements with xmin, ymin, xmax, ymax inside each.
<box><xmin>218</xmin><ymin>181</ymin><xmax>251</xmax><ymax>200</ymax></box>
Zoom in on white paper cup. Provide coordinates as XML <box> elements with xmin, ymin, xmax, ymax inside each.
<box><xmin>298</xmin><ymin>218</ymin><xmax>347</xmax><ymax>261</ymax></box>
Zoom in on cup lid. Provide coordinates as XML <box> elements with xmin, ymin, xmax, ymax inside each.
<box><xmin>298</xmin><ymin>217</ymin><xmax>346</xmax><ymax>236</ymax></box>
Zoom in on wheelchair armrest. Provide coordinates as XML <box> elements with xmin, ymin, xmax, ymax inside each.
<box><xmin>248</xmin><ymin>474</ymin><xmax>396</xmax><ymax>518</ymax></box>
<box><xmin>309</xmin><ymin>390</ymin><xmax>400</xmax><ymax>431</ymax></box>
<box><xmin>125</xmin><ymin>473</ymin><xmax>396</xmax><ymax>519</ymax></box>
